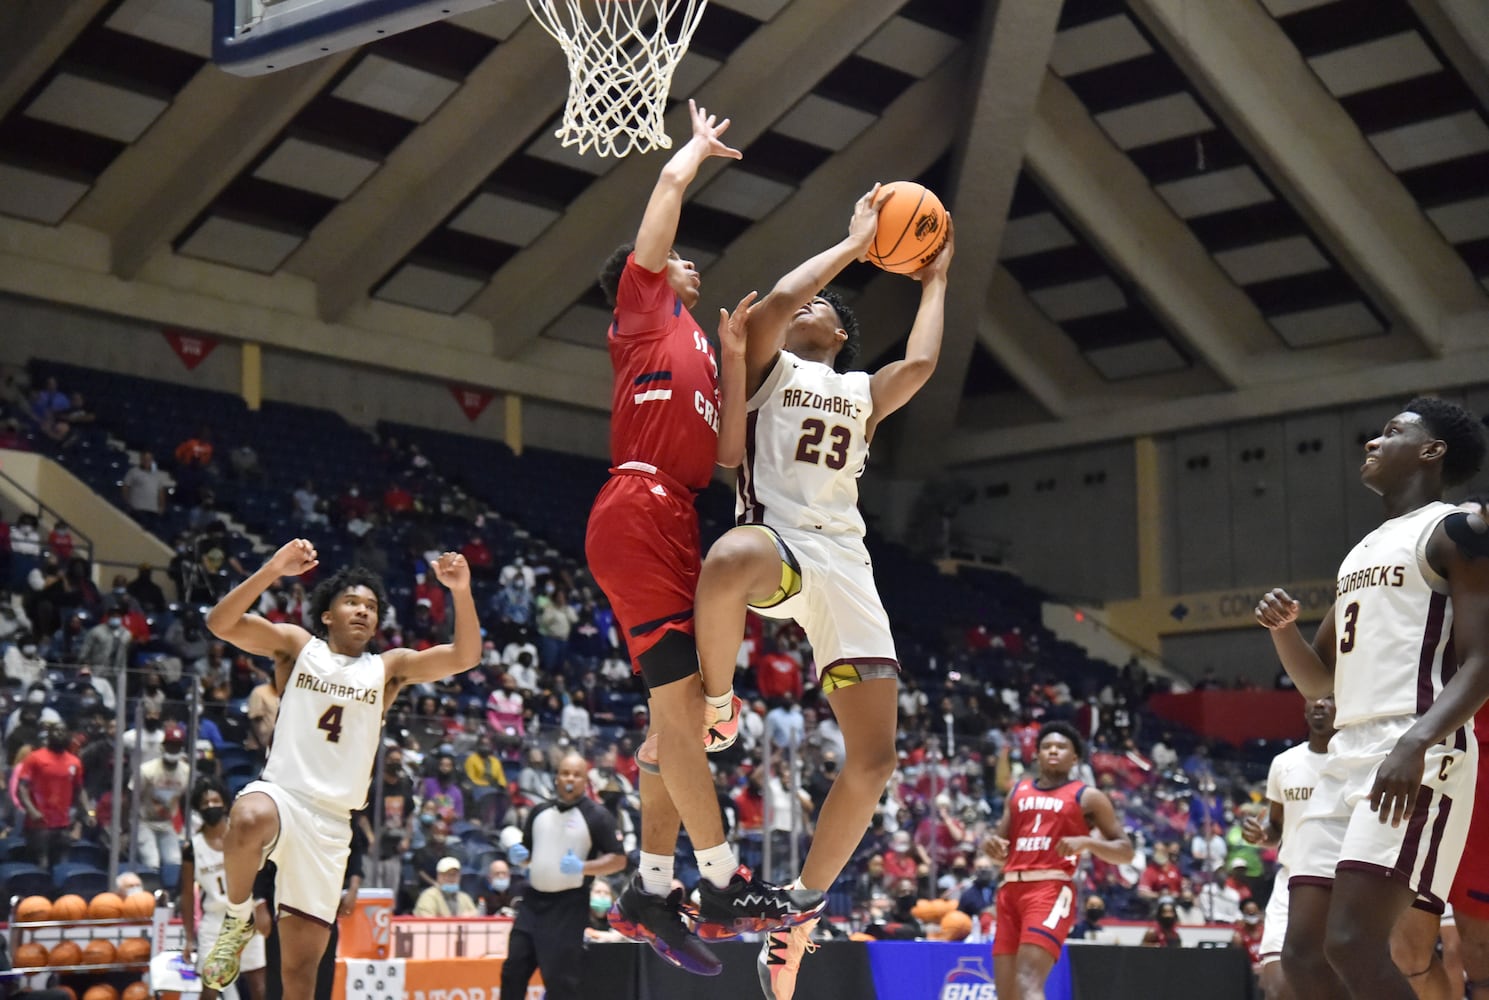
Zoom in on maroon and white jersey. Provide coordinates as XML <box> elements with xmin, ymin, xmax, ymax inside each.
<box><xmin>1332</xmin><ymin>501</ymin><xmax>1465</xmax><ymax>730</ymax></box>
<box><xmin>1004</xmin><ymin>777</ymin><xmax>1088</xmax><ymax>876</ymax></box>
<box><xmin>607</xmin><ymin>254</ymin><xmax>720</xmax><ymax>492</ymax></box>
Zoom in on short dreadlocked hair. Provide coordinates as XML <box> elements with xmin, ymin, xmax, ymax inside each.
<box><xmin>308</xmin><ymin>565</ymin><xmax>386</xmax><ymax>638</ymax></box>
<box><xmin>1037</xmin><ymin>721</ymin><xmax>1086</xmax><ymax>760</ymax></box>
<box><xmin>818</xmin><ymin>289</ymin><xmax>860</xmax><ymax>373</ymax></box>
<box><xmin>1404</xmin><ymin>396</ymin><xmax>1487</xmax><ymax>487</ymax></box>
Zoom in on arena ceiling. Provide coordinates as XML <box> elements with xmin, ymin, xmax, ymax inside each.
<box><xmin>1</xmin><ymin>0</ymin><xmax>1487</xmax><ymax>472</ymax></box>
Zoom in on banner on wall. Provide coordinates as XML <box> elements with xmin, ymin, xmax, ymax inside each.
<box><xmin>162</xmin><ymin>329</ymin><xmax>218</xmax><ymax>370</ymax></box>
<box><xmin>450</xmin><ymin>384</ymin><xmax>495</xmax><ymax>422</ymax></box>
<box><xmin>334</xmin><ymin>958</ymin><xmax>543</xmax><ymax>1000</ymax></box>
<box><xmin>865</xmin><ymin>941</ymin><xmax>1072</xmax><ymax>1000</ymax></box>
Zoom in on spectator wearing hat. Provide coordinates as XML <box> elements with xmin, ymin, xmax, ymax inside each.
<box><xmin>132</xmin><ymin>723</ymin><xmax>190</xmax><ymax>868</ymax></box>
<box><xmin>414</xmin><ymin>858</ymin><xmax>479</xmax><ymax>916</ymax></box>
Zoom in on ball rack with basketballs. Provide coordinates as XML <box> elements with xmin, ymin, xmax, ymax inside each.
<box><xmin>9</xmin><ymin>891</ymin><xmax>166</xmax><ymax>999</ymax></box>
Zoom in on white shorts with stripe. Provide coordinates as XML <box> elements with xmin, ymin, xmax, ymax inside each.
<box><xmin>1288</xmin><ymin>715</ymin><xmax>1476</xmax><ymax>912</ymax></box>
<box><xmin>749</xmin><ymin>527</ymin><xmax>898</xmax><ymax>686</ymax></box>
<box><xmin>243</xmin><ymin>779</ymin><xmax>352</xmax><ymax>926</ymax></box>
<box><xmin>1258</xmin><ymin>867</ymin><xmax>1289</xmax><ymax>966</ymax></box>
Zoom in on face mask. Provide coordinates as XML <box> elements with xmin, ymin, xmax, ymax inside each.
<box><xmin>27</xmin><ymin>691</ymin><xmax>45</xmax><ymax>705</ymax></box>
<box><xmin>162</xmin><ymin>752</ymin><xmax>183</xmax><ymax>766</ymax></box>
<box><xmin>1244</xmin><ymin>913</ymin><xmax>1261</xmax><ymax>926</ymax></box>
<box><xmin>590</xmin><ymin>895</ymin><xmax>610</xmax><ymax>916</ymax></box>
<box><xmin>47</xmin><ymin>734</ymin><xmax>67</xmax><ymax>751</ymax></box>
<box><xmin>439</xmin><ymin>882</ymin><xmax>459</xmax><ymax>896</ymax></box>
<box><xmin>974</xmin><ymin>871</ymin><xmax>993</xmax><ymax>886</ymax></box>
<box><xmin>108</xmin><ymin>618</ymin><xmax>121</xmax><ymax>628</ymax></box>
<box><xmin>200</xmin><ymin>806</ymin><xmax>225</xmax><ymax>827</ymax></box>
<box><xmin>145</xmin><ymin>685</ymin><xmax>161</xmax><ymax>695</ymax></box>
<box><xmin>21</xmin><ymin>646</ymin><xmax>36</xmax><ymax>657</ymax></box>
<box><xmin>144</xmin><ymin>718</ymin><xmax>162</xmax><ymax>732</ymax></box>
<box><xmin>1157</xmin><ymin>914</ymin><xmax>1176</xmax><ymax>928</ymax></box>
<box><xmin>420</xmin><ymin>814</ymin><xmax>436</xmax><ymax>826</ymax></box>
<box><xmin>1085</xmin><ymin>908</ymin><xmax>1104</xmax><ymax>924</ymax></box>
<box><xmin>121</xmin><ymin>886</ymin><xmax>142</xmax><ymax>898</ymax></box>
<box><xmin>490</xmin><ymin>878</ymin><xmax>510</xmax><ymax>892</ymax></box>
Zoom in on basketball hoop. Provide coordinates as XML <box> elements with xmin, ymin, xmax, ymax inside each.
<box><xmin>526</xmin><ymin>0</ymin><xmax>708</xmax><ymax>157</ymax></box>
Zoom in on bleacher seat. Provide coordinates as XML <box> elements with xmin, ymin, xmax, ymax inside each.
<box><xmin>57</xmin><ymin>867</ymin><xmax>110</xmax><ymax>899</ymax></box>
<box><xmin>65</xmin><ymin>842</ymin><xmax>110</xmax><ymax>869</ymax></box>
<box><xmin>160</xmin><ymin>863</ymin><xmax>182</xmax><ymax>893</ymax></box>
<box><xmin>0</xmin><ymin>863</ymin><xmax>55</xmax><ymax>904</ymax></box>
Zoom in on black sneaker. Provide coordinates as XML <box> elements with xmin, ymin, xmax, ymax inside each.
<box><xmin>694</xmin><ymin>866</ymin><xmax>827</xmax><ymax>940</ymax></box>
<box><xmin>608</xmin><ymin>876</ymin><xmax>723</xmax><ymax>976</ymax></box>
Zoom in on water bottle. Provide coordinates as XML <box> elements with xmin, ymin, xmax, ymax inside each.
<box><xmin>477</xmin><ymin>898</ymin><xmax>487</xmax><ymax>917</ymax></box>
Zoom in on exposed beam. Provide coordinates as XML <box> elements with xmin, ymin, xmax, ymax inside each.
<box><xmin>69</xmin><ymin>58</ymin><xmax>353</xmax><ymax>278</ymax></box>
<box><xmin>691</xmin><ymin>52</ymin><xmax>967</xmax><ymax>358</ymax></box>
<box><xmin>474</xmin><ymin>0</ymin><xmax>909</xmax><ymax>356</ymax></box>
<box><xmin>1130</xmin><ymin>0</ymin><xmax>1489</xmax><ymax>355</ymax></box>
<box><xmin>889</xmin><ymin>0</ymin><xmax>1067</xmax><ymax>477</ymax></box>
<box><xmin>949</xmin><ymin>340</ymin><xmax>1489</xmax><ymax>465</ymax></box>
<box><xmin>1409</xmin><ymin>0</ymin><xmax>1489</xmax><ymax>115</ymax></box>
<box><xmin>286</xmin><ymin>22</ymin><xmax>569</xmax><ymax>319</ymax></box>
<box><xmin>0</xmin><ymin>0</ymin><xmax>108</xmax><ymax>121</ymax></box>
<box><xmin>978</xmin><ymin>268</ymin><xmax>1100</xmax><ymax>418</ymax></box>
<box><xmin>1029</xmin><ymin>73</ymin><xmax>1275</xmax><ymax>386</ymax></box>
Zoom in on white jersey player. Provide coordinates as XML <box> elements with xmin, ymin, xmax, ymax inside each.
<box><xmin>181</xmin><ymin>778</ymin><xmax>267</xmax><ymax>1000</ymax></box>
<box><xmin>1244</xmin><ymin>695</ymin><xmax>1336</xmax><ymax>1000</ymax></box>
<box><xmin>693</xmin><ymin>187</ymin><xmax>954</xmax><ymax>1000</ymax></box>
<box><xmin>1255</xmin><ymin>397</ymin><xmax>1489</xmax><ymax>1000</ymax></box>
<box><xmin>201</xmin><ymin>540</ymin><xmax>481</xmax><ymax>1000</ymax></box>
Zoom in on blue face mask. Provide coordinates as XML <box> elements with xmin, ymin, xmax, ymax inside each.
<box><xmin>490</xmin><ymin>878</ymin><xmax>510</xmax><ymax>892</ymax></box>
<box><xmin>440</xmin><ymin>883</ymin><xmax>459</xmax><ymax>896</ymax></box>
<box><xmin>420</xmin><ymin>814</ymin><xmax>436</xmax><ymax>826</ymax></box>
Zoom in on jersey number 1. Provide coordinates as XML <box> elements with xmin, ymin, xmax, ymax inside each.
<box><xmin>319</xmin><ymin>705</ymin><xmax>344</xmax><ymax>743</ymax></box>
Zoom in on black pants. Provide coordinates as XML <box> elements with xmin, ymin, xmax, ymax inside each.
<box><xmin>500</xmin><ymin>890</ymin><xmax>587</xmax><ymax>1000</ymax></box>
<box><xmin>26</xmin><ymin>827</ymin><xmax>70</xmax><ymax>871</ymax></box>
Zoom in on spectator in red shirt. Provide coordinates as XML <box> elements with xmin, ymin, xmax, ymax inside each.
<box><xmin>1138</xmin><ymin>842</ymin><xmax>1185</xmax><ymax>906</ymax></box>
<box><xmin>414</xmin><ymin>573</ymin><xmax>448</xmax><ymax>626</ymax></box>
<box><xmin>460</xmin><ymin>533</ymin><xmax>495</xmax><ymax>578</ymax></box>
<box><xmin>881</xmin><ymin>829</ymin><xmax>929</xmax><ymax>888</ymax></box>
<box><xmin>336</xmin><ymin>483</ymin><xmax>370</xmax><ymax>523</ymax></box>
<box><xmin>383</xmin><ymin>480</ymin><xmax>414</xmax><ymax>515</ymax></box>
<box><xmin>47</xmin><ymin>521</ymin><xmax>75</xmax><ymax>560</ymax></box>
<box><xmin>731</xmin><ymin>768</ymin><xmax>765</xmax><ymax>837</ymax></box>
<box><xmin>754</xmin><ymin>648</ymin><xmax>802</xmax><ymax>702</ymax></box>
<box><xmin>17</xmin><ymin>723</ymin><xmax>93</xmax><ymax>870</ymax></box>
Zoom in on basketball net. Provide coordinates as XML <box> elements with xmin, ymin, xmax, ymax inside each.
<box><xmin>526</xmin><ymin>0</ymin><xmax>709</xmax><ymax>158</ymax></box>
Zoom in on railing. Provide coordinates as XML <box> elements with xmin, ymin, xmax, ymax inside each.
<box><xmin>0</xmin><ymin>463</ymin><xmax>94</xmax><ymax>565</ymax></box>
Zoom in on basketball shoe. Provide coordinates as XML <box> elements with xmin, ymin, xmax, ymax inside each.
<box><xmin>202</xmin><ymin>912</ymin><xmax>257</xmax><ymax>990</ymax></box>
<box><xmin>608</xmin><ymin>875</ymin><xmax>722</xmax><ymax>976</ymax></box>
<box><xmin>758</xmin><ymin>917</ymin><xmax>820</xmax><ymax>1000</ymax></box>
<box><xmin>704</xmin><ymin>694</ymin><xmax>744</xmax><ymax>753</ymax></box>
<box><xmin>694</xmin><ymin>867</ymin><xmax>826</xmax><ymax>940</ymax></box>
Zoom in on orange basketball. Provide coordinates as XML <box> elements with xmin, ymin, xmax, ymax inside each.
<box><xmin>123</xmin><ymin>891</ymin><xmax>155</xmax><ymax>920</ymax></box>
<box><xmin>15</xmin><ymin>895</ymin><xmax>53</xmax><ymax>922</ymax></box>
<box><xmin>866</xmin><ymin>180</ymin><xmax>949</xmax><ymax>274</ymax></box>
<box><xmin>13</xmin><ymin>942</ymin><xmax>48</xmax><ymax>967</ymax></box>
<box><xmin>82</xmin><ymin>938</ymin><xmax>117</xmax><ymax>965</ymax></box>
<box><xmin>116</xmin><ymin>937</ymin><xmax>152</xmax><ymax>963</ymax></box>
<box><xmin>52</xmin><ymin>894</ymin><xmax>88</xmax><ymax>921</ymax></box>
<box><xmin>87</xmin><ymin>892</ymin><xmax>125</xmax><ymax>919</ymax></box>
<box><xmin>48</xmin><ymin>940</ymin><xmax>83</xmax><ymax>966</ymax></box>
<box><xmin>938</xmin><ymin>908</ymin><xmax>973</xmax><ymax>941</ymax></box>
<box><xmin>82</xmin><ymin>986</ymin><xmax>118</xmax><ymax>1000</ymax></box>
<box><xmin>122</xmin><ymin>984</ymin><xmax>150</xmax><ymax>1000</ymax></box>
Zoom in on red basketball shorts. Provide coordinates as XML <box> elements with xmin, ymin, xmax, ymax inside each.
<box><xmin>1449</xmin><ymin>747</ymin><xmax>1489</xmax><ymax>921</ymax></box>
<box><xmin>585</xmin><ymin>472</ymin><xmax>702</xmax><ymax>670</ymax></box>
<box><xmin>993</xmin><ymin>880</ymin><xmax>1077</xmax><ymax>959</ymax></box>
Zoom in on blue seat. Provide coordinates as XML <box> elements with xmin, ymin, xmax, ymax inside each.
<box><xmin>1</xmin><ymin>865</ymin><xmax>54</xmax><ymax>906</ymax></box>
<box><xmin>160</xmin><ymin>863</ymin><xmax>182</xmax><ymax>893</ymax></box>
<box><xmin>50</xmin><ymin>861</ymin><xmax>100</xmax><ymax>887</ymax></box>
<box><xmin>65</xmin><ymin>842</ymin><xmax>110</xmax><ymax>869</ymax></box>
<box><xmin>58</xmin><ymin>868</ymin><xmax>109</xmax><ymax>899</ymax></box>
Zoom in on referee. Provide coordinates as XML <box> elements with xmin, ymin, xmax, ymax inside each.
<box><xmin>502</xmin><ymin>752</ymin><xmax>627</xmax><ymax>1000</ymax></box>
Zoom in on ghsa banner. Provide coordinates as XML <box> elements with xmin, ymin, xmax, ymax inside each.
<box><xmin>864</xmin><ymin>942</ymin><xmax>1073</xmax><ymax>1000</ymax></box>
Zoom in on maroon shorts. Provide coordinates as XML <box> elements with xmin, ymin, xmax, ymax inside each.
<box><xmin>993</xmin><ymin>880</ymin><xmax>1077</xmax><ymax>959</ymax></box>
<box><xmin>585</xmin><ymin>470</ymin><xmax>702</xmax><ymax>671</ymax></box>
<box><xmin>1449</xmin><ymin>747</ymin><xmax>1489</xmax><ymax>921</ymax></box>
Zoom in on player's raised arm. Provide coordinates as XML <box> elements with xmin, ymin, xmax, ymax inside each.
<box><xmin>714</xmin><ymin>291</ymin><xmax>756</xmax><ymax>468</ymax></box>
<box><xmin>633</xmin><ymin>100</ymin><xmax>740</xmax><ymax>272</ymax></box>
<box><xmin>742</xmin><ymin>185</ymin><xmax>888</xmax><ymax>389</ymax></box>
<box><xmin>385</xmin><ymin>552</ymin><xmax>481</xmax><ymax>685</ymax></box>
<box><xmin>206</xmin><ymin>539</ymin><xmax>315</xmax><ymax>663</ymax></box>
<box><xmin>1254</xmin><ymin>588</ymin><xmax>1335</xmax><ymax>701</ymax></box>
<box><xmin>866</xmin><ymin>217</ymin><xmax>953</xmax><ymax>439</ymax></box>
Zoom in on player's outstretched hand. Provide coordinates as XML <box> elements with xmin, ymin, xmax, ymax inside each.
<box><xmin>1254</xmin><ymin>588</ymin><xmax>1300</xmax><ymax>630</ymax></box>
<box><xmin>912</xmin><ymin>214</ymin><xmax>954</xmax><ymax>283</ymax></box>
<box><xmin>849</xmin><ymin>183</ymin><xmax>891</xmax><ymax>260</ymax></box>
<box><xmin>717</xmin><ymin>290</ymin><xmax>757</xmax><ymax>359</ymax></box>
<box><xmin>267</xmin><ymin>538</ymin><xmax>319</xmax><ymax>578</ymax></box>
<box><xmin>1240</xmin><ymin>815</ymin><xmax>1268</xmax><ymax>845</ymax></box>
<box><xmin>431</xmin><ymin>551</ymin><xmax>471</xmax><ymax>591</ymax></box>
<box><xmin>983</xmin><ymin>835</ymin><xmax>1009</xmax><ymax>863</ymax></box>
<box><xmin>689</xmin><ymin>99</ymin><xmax>742</xmax><ymax>161</ymax></box>
<box><xmin>1369</xmin><ymin>742</ymin><xmax>1425</xmax><ymax>828</ymax></box>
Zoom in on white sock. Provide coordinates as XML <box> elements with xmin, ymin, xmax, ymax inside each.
<box><xmin>226</xmin><ymin>897</ymin><xmax>252</xmax><ymax>922</ymax></box>
<box><xmin>793</xmin><ymin>877</ymin><xmax>824</xmax><ymax>895</ymax></box>
<box><xmin>695</xmin><ymin>842</ymin><xmax>738</xmax><ymax>889</ymax></box>
<box><xmin>705</xmin><ymin>688</ymin><xmax>736</xmax><ymax>722</ymax></box>
<box><xmin>639</xmin><ymin>852</ymin><xmax>674</xmax><ymax>897</ymax></box>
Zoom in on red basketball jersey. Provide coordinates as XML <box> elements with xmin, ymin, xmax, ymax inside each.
<box><xmin>1004</xmin><ymin>776</ymin><xmax>1089</xmax><ymax>875</ymax></box>
<box><xmin>607</xmin><ymin>254</ymin><xmax>720</xmax><ymax>491</ymax></box>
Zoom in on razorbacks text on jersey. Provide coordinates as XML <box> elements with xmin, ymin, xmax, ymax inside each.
<box><xmin>1004</xmin><ymin>777</ymin><xmax>1089</xmax><ymax>876</ymax></box>
<box><xmin>1264</xmin><ymin>742</ymin><xmax>1328</xmax><ymax>872</ymax></box>
<box><xmin>260</xmin><ymin>637</ymin><xmax>386</xmax><ymax>813</ymax></box>
<box><xmin>607</xmin><ymin>255</ymin><xmax>720</xmax><ymax>491</ymax></box>
<box><xmin>1331</xmin><ymin>501</ymin><xmax>1465</xmax><ymax>731</ymax></box>
<box><xmin>737</xmin><ymin>351</ymin><xmax>873</xmax><ymax>536</ymax></box>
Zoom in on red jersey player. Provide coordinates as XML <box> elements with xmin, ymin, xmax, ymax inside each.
<box><xmin>589</xmin><ymin>99</ymin><xmax>821</xmax><ymax>975</ymax></box>
<box><xmin>986</xmin><ymin>722</ymin><xmax>1133</xmax><ymax>1000</ymax></box>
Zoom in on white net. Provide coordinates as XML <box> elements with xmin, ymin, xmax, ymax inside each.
<box><xmin>525</xmin><ymin>0</ymin><xmax>709</xmax><ymax>157</ymax></box>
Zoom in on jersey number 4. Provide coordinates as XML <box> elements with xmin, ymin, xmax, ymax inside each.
<box><xmin>319</xmin><ymin>705</ymin><xmax>345</xmax><ymax>743</ymax></box>
<box><xmin>795</xmin><ymin>419</ymin><xmax>851</xmax><ymax>470</ymax></box>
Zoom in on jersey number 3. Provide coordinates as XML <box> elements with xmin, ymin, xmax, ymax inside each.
<box><xmin>1339</xmin><ymin>601</ymin><xmax>1360</xmax><ymax>654</ymax></box>
<box><xmin>319</xmin><ymin>705</ymin><xmax>345</xmax><ymax>743</ymax></box>
<box><xmin>795</xmin><ymin>419</ymin><xmax>851</xmax><ymax>470</ymax></box>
